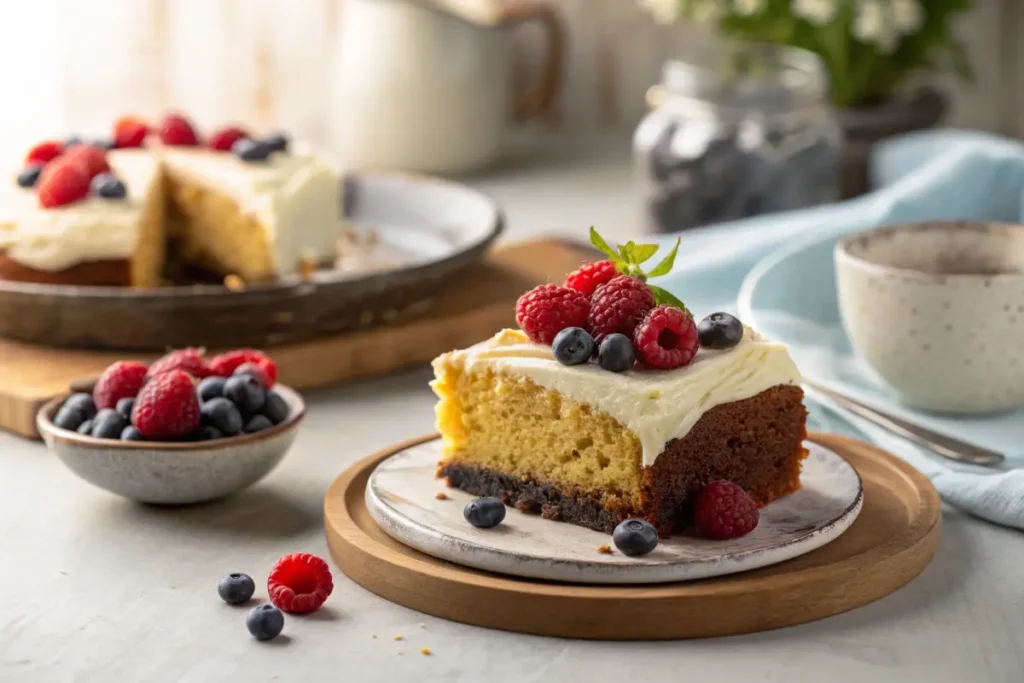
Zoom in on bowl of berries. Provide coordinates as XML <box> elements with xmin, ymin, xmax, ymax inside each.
<box><xmin>36</xmin><ymin>348</ymin><xmax>304</xmax><ymax>505</ymax></box>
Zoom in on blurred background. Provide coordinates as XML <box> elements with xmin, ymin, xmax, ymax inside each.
<box><xmin>0</xmin><ymin>0</ymin><xmax>1013</xmax><ymax>234</ymax></box>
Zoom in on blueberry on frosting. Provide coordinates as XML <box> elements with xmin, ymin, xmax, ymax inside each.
<box><xmin>232</xmin><ymin>138</ymin><xmax>272</xmax><ymax>162</ymax></box>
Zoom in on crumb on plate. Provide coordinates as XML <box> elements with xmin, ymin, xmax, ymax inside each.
<box><xmin>435</xmin><ymin>492</ymin><xmax>449</xmax><ymax>501</ymax></box>
<box><xmin>421</xmin><ymin>647</ymin><xmax>432</xmax><ymax>656</ymax></box>
<box><xmin>597</xmin><ymin>544</ymin><xmax>613</xmax><ymax>555</ymax></box>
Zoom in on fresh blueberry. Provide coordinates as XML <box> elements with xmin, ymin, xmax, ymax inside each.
<box><xmin>197</xmin><ymin>376</ymin><xmax>227</xmax><ymax>403</ymax></box>
<box><xmin>54</xmin><ymin>406</ymin><xmax>88</xmax><ymax>431</ymax></box>
<box><xmin>612</xmin><ymin>518</ymin><xmax>659</xmax><ymax>556</ymax></box>
<box><xmin>200</xmin><ymin>397</ymin><xmax>243</xmax><ymax>436</ymax></box>
<box><xmin>91</xmin><ymin>408</ymin><xmax>127</xmax><ymax>439</ymax></box>
<box><xmin>262</xmin><ymin>391</ymin><xmax>290</xmax><ymax>424</ymax></box>
<box><xmin>264</xmin><ymin>132</ymin><xmax>289</xmax><ymax>153</ymax></box>
<box><xmin>463</xmin><ymin>497</ymin><xmax>506</xmax><ymax>529</ymax></box>
<box><xmin>244</xmin><ymin>415</ymin><xmax>273</xmax><ymax>434</ymax></box>
<box><xmin>116</xmin><ymin>397</ymin><xmax>135</xmax><ymax>420</ymax></box>
<box><xmin>64</xmin><ymin>393</ymin><xmax>97</xmax><ymax>419</ymax></box>
<box><xmin>77</xmin><ymin>419</ymin><xmax>93</xmax><ymax>435</ymax></box>
<box><xmin>697</xmin><ymin>312</ymin><xmax>744</xmax><ymax>350</ymax></box>
<box><xmin>552</xmin><ymin>327</ymin><xmax>595</xmax><ymax>366</ymax></box>
<box><xmin>224</xmin><ymin>375</ymin><xmax>266</xmax><ymax>416</ymax></box>
<box><xmin>232</xmin><ymin>138</ymin><xmax>272</xmax><ymax>162</ymax></box>
<box><xmin>198</xmin><ymin>425</ymin><xmax>223</xmax><ymax>441</ymax></box>
<box><xmin>17</xmin><ymin>164</ymin><xmax>43</xmax><ymax>188</ymax></box>
<box><xmin>65</xmin><ymin>136</ymin><xmax>82</xmax><ymax>148</ymax></box>
<box><xmin>91</xmin><ymin>172</ymin><xmax>127</xmax><ymax>199</ymax></box>
<box><xmin>598</xmin><ymin>333</ymin><xmax>635</xmax><ymax>373</ymax></box>
<box><xmin>121</xmin><ymin>425</ymin><xmax>145</xmax><ymax>441</ymax></box>
<box><xmin>246</xmin><ymin>604</ymin><xmax>285</xmax><ymax>641</ymax></box>
<box><xmin>218</xmin><ymin>573</ymin><xmax>255</xmax><ymax>605</ymax></box>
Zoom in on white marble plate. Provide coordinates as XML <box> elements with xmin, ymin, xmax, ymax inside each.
<box><xmin>366</xmin><ymin>439</ymin><xmax>863</xmax><ymax>585</ymax></box>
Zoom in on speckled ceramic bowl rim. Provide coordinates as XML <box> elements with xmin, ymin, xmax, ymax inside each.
<box><xmin>36</xmin><ymin>384</ymin><xmax>305</xmax><ymax>451</ymax></box>
<box><xmin>835</xmin><ymin>220</ymin><xmax>1024</xmax><ymax>283</ymax></box>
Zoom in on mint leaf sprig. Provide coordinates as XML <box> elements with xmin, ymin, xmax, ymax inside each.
<box><xmin>589</xmin><ymin>227</ymin><xmax>689</xmax><ymax>314</ymax></box>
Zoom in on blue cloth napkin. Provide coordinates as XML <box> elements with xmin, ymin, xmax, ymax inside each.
<box><xmin>652</xmin><ymin>129</ymin><xmax>1024</xmax><ymax>530</ymax></box>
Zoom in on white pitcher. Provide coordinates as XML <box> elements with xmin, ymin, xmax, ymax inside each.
<box><xmin>329</xmin><ymin>0</ymin><xmax>564</xmax><ymax>174</ymax></box>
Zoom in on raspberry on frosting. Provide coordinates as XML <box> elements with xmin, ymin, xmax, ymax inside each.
<box><xmin>587</xmin><ymin>275</ymin><xmax>656</xmax><ymax>343</ymax></box>
<box><xmin>515</xmin><ymin>284</ymin><xmax>590</xmax><ymax>345</ymax></box>
<box><xmin>632</xmin><ymin>304</ymin><xmax>699</xmax><ymax>370</ymax></box>
<box><xmin>565</xmin><ymin>260</ymin><xmax>618</xmax><ymax>297</ymax></box>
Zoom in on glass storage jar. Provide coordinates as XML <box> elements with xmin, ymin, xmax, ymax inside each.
<box><xmin>634</xmin><ymin>43</ymin><xmax>842</xmax><ymax>233</ymax></box>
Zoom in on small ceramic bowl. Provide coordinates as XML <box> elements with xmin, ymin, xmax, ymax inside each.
<box><xmin>835</xmin><ymin>220</ymin><xmax>1024</xmax><ymax>414</ymax></box>
<box><xmin>37</xmin><ymin>385</ymin><xmax>305</xmax><ymax>504</ymax></box>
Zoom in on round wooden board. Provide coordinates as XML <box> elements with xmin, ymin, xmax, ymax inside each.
<box><xmin>323</xmin><ymin>432</ymin><xmax>941</xmax><ymax>640</ymax></box>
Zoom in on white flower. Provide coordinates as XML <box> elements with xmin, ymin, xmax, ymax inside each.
<box><xmin>792</xmin><ymin>0</ymin><xmax>839</xmax><ymax>25</ymax></box>
<box><xmin>892</xmin><ymin>0</ymin><xmax>925</xmax><ymax>35</ymax></box>
<box><xmin>853</xmin><ymin>0</ymin><xmax>901</xmax><ymax>53</ymax></box>
<box><xmin>638</xmin><ymin>0</ymin><xmax>682</xmax><ymax>25</ymax></box>
<box><xmin>732</xmin><ymin>0</ymin><xmax>766</xmax><ymax>16</ymax></box>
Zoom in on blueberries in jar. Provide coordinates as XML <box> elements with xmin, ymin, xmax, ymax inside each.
<box><xmin>121</xmin><ymin>425</ymin><xmax>145</xmax><ymax>441</ymax></box>
<box><xmin>54</xmin><ymin>406</ymin><xmax>88</xmax><ymax>431</ymax></box>
<box><xmin>91</xmin><ymin>408</ymin><xmax>128</xmax><ymax>439</ymax></box>
<box><xmin>197</xmin><ymin>376</ymin><xmax>227</xmax><ymax>403</ymax></box>
<box><xmin>116</xmin><ymin>397</ymin><xmax>135</xmax><ymax>420</ymax></box>
<box><xmin>200</xmin><ymin>397</ymin><xmax>243</xmax><ymax>437</ymax></box>
<box><xmin>64</xmin><ymin>393</ymin><xmax>97</xmax><ymax>419</ymax></box>
<box><xmin>262</xmin><ymin>391</ymin><xmax>290</xmax><ymax>425</ymax></box>
<box><xmin>223</xmin><ymin>375</ymin><xmax>266</xmax><ymax>417</ymax></box>
<box><xmin>244</xmin><ymin>415</ymin><xmax>273</xmax><ymax>434</ymax></box>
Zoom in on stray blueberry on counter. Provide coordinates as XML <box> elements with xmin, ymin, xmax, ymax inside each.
<box><xmin>552</xmin><ymin>327</ymin><xmax>595</xmax><ymax>366</ymax></box>
<box><xmin>232</xmin><ymin>138</ymin><xmax>272</xmax><ymax>162</ymax></box>
<box><xmin>264</xmin><ymin>132</ymin><xmax>289</xmax><ymax>153</ymax></box>
<box><xmin>17</xmin><ymin>164</ymin><xmax>44</xmax><ymax>188</ymax></box>
<box><xmin>612</xmin><ymin>519</ymin><xmax>659</xmax><ymax>556</ymax></box>
<box><xmin>77</xmin><ymin>419</ymin><xmax>93</xmax><ymax>435</ymax></box>
<box><xmin>464</xmin><ymin>497</ymin><xmax>506</xmax><ymax>529</ymax></box>
<box><xmin>697</xmin><ymin>312</ymin><xmax>744</xmax><ymax>350</ymax></box>
<box><xmin>91</xmin><ymin>408</ymin><xmax>128</xmax><ymax>439</ymax></box>
<box><xmin>218</xmin><ymin>573</ymin><xmax>256</xmax><ymax>605</ymax></box>
<box><xmin>197</xmin><ymin>376</ymin><xmax>226</xmax><ymax>403</ymax></box>
<box><xmin>116</xmin><ymin>397</ymin><xmax>135</xmax><ymax>420</ymax></box>
<box><xmin>91</xmin><ymin>172</ymin><xmax>127</xmax><ymax>199</ymax></box>
<box><xmin>247</xmin><ymin>604</ymin><xmax>285</xmax><ymax>641</ymax></box>
<box><xmin>200</xmin><ymin>397</ymin><xmax>243</xmax><ymax>437</ymax></box>
<box><xmin>54</xmin><ymin>407</ymin><xmax>88</xmax><ymax>431</ymax></box>
<box><xmin>121</xmin><ymin>425</ymin><xmax>145</xmax><ymax>441</ymax></box>
<box><xmin>598</xmin><ymin>333</ymin><xmax>635</xmax><ymax>373</ymax></box>
<box><xmin>224</xmin><ymin>375</ymin><xmax>266</xmax><ymax>416</ymax></box>
<box><xmin>262</xmin><ymin>391</ymin><xmax>290</xmax><ymax>425</ymax></box>
<box><xmin>244</xmin><ymin>415</ymin><xmax>273</xmax><ymax>434</ymax></box>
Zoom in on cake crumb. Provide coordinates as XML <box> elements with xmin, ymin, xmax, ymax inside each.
<box><xmin>298</xmin><ymin>257</ymin><xmax>315</xmax><ymax>282</ymax></box>
<box><xmin>418</xmin><ymin>623</ymin><xmax>425</xmax><ymax>628</ymax></box>
<box><xmin>434</xmin><ymin>492</ymin><xmax>449</xmax><ymax>501</ymax></box>
<box><xmin>396</xmin><ymin>651</ymin><xmax>403</xmax><ymax>655</ymax></box>
<box><xmin>223</xmin><ymin>274</ymin><xmax>245</xmax><ymax>291</ymax></box>
<box><xmin>597</xmin><ymin>544</ymin><xmax>613</xmax><ymax>555</ymax></box>
<box><xmin>393</xmin><ymin>635</ymin><xmax>403</xmax><ymax>641</ymax></box>
<box><xmin>371</xmin><ymin>634</ymin><xmax>377</xmax><ymax>639</ymax></box>
<box><xmin>420</xmin><ymin>647</ymin><xmax>432</xmax><ymax>656</ymax></box>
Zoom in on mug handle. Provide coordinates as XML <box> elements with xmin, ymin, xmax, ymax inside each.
<box><xmin>499</xmin><ymin>0</ymin><xmax>566</xmax><ymax>121</ymax></box>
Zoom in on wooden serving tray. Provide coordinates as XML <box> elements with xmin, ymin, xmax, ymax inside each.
<box><xmin>0</xmin><ymin>239</ymin><xmax>593</xmax><ymax>439</ymax></box>
<box><xmin>324</xmin><ymin>432</ymin><xmax>941</xmax><ymax>640</ymax></box>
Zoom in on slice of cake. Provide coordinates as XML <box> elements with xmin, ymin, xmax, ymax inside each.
<box><xmin>432</xmin><ymin>231</ymin><xmax>808</xmax><ymax>536</ymax></box>
<box><xmin>0</xmin><ymin>113</ymin><xmax>341</xmax><ymax>288</ymax></box>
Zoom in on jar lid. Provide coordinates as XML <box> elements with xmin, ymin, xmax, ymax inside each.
<box><xmin>661</xmin><ymin>42</ymin><xmax>828</xmax><ymax>115</ymax></box>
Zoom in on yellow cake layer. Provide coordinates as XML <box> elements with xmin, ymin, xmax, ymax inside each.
<box><xmin>433</xmin><ymin>361</ymin><xmax>645</xmax><ymax>510</ymax></box>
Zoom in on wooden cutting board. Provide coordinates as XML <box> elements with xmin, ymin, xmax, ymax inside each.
<box><xmin>0</xmin><ymin>239</ymin><xmax>593</xmax><ymax>440</ymax></box>
<box><xmin>324</xmin><ymin>432</ymin><xmax>941</xmax><ymax>640</ymax></box>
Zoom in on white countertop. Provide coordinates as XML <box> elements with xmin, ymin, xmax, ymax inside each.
<box><xmin>2</xmin><ymin>138</ymin><xmax>1023</xmax><ymax>683</ymax></box>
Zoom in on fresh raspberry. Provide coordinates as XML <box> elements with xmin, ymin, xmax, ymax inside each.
<box><xmin>62</xmin><ymin>145</ymin><xmax>110</xmax><ymax>180</ymax></box>
<box><xmin>565</xmin><ymin>260</ymin><xmax>618</xmax><ymax>297</ymax></box>
<box><xmin>632</xmin><ymin>304</ymin><xmax>699</xmax><ymax>370</ymax></box>
<box><xmin>267</xmin><ymin>553</ymin><xmax>334</xmax><ymax>614</ymax></box>
<box><xmin>587</xmin><ymin>275</ymin><xmax>655</xmax><ymax>343</ymax></box>
<box><xmin>113</xmin><ymin>116</ymin><xmax>149</xmax><ymax>148</ymax></box>
<box><xmin>208</xmin><ymin>126</ymin><xmax>249</xmax><ymax>152</ymax></box>
<box><xmin>25</xmin><ymin>140</ymin><xmax>64</xmax><ymax>166</ymax></box>
<box><xmin>207</xmin><ymin>349</ymin><xmax>277</xmax><ymax>386</ymax></box>
<box><xmin>515</xmin><ymin>284</ymin><xmax>590</xmax><ymax>345</ymax></box>
<box><xmin>93</xmin><ymin>360</ymin><xmax>149</xmax><ymax>410</ymax></box>
<box><xmin>158</xmin><ymin>113</ymin><xmax>199</xmax><ymax>146</ymax></box>
<box><xmin>146</xmin><ymin>347</ymin><xmax>210</xmax><ymax>380</ymax></box>
<box><xmin>37</xmin><ymin>159</ymin><xmax>90</xmax><ymax>208</ymax></box>
<box><xmin>131</xmin><ymin>369</ymin><xmax>200</xmax><ymax>439</ymax></box>
<box><xmin>693</xmin><ymin>480</ymin><xmax>760</xmax><ymax>540</ymax></box>
<box><xmin>234</xmin><ymin>361</ymin><xmax>270</xmax><ymax>388</ymax></box>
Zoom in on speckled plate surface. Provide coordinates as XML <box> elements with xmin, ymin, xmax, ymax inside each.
<box><xmin>366</xmin><ymin>438</ymin><xmax>863</xmax><ymax>585</ymax></box>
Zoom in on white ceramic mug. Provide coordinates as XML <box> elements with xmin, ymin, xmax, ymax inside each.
<box><xmin>835</xmin><ymin>221</ymin><xmax>1024</xmax><ymax>414</ymax></box>
<box><xmin>329</xmin><ymin>0</ymin><xmax>564</xmax><ymax>174</ymax></box>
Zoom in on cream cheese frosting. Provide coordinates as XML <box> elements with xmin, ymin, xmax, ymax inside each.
<box><xmin>0</xmin><ymin>143</ymin><xmax>341</xmax><ymax>274</ymax></box>
<box><xmin>432</xmin><ymin>327</ymin><xmax>803</xmax><ymax>467</ymax></box>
